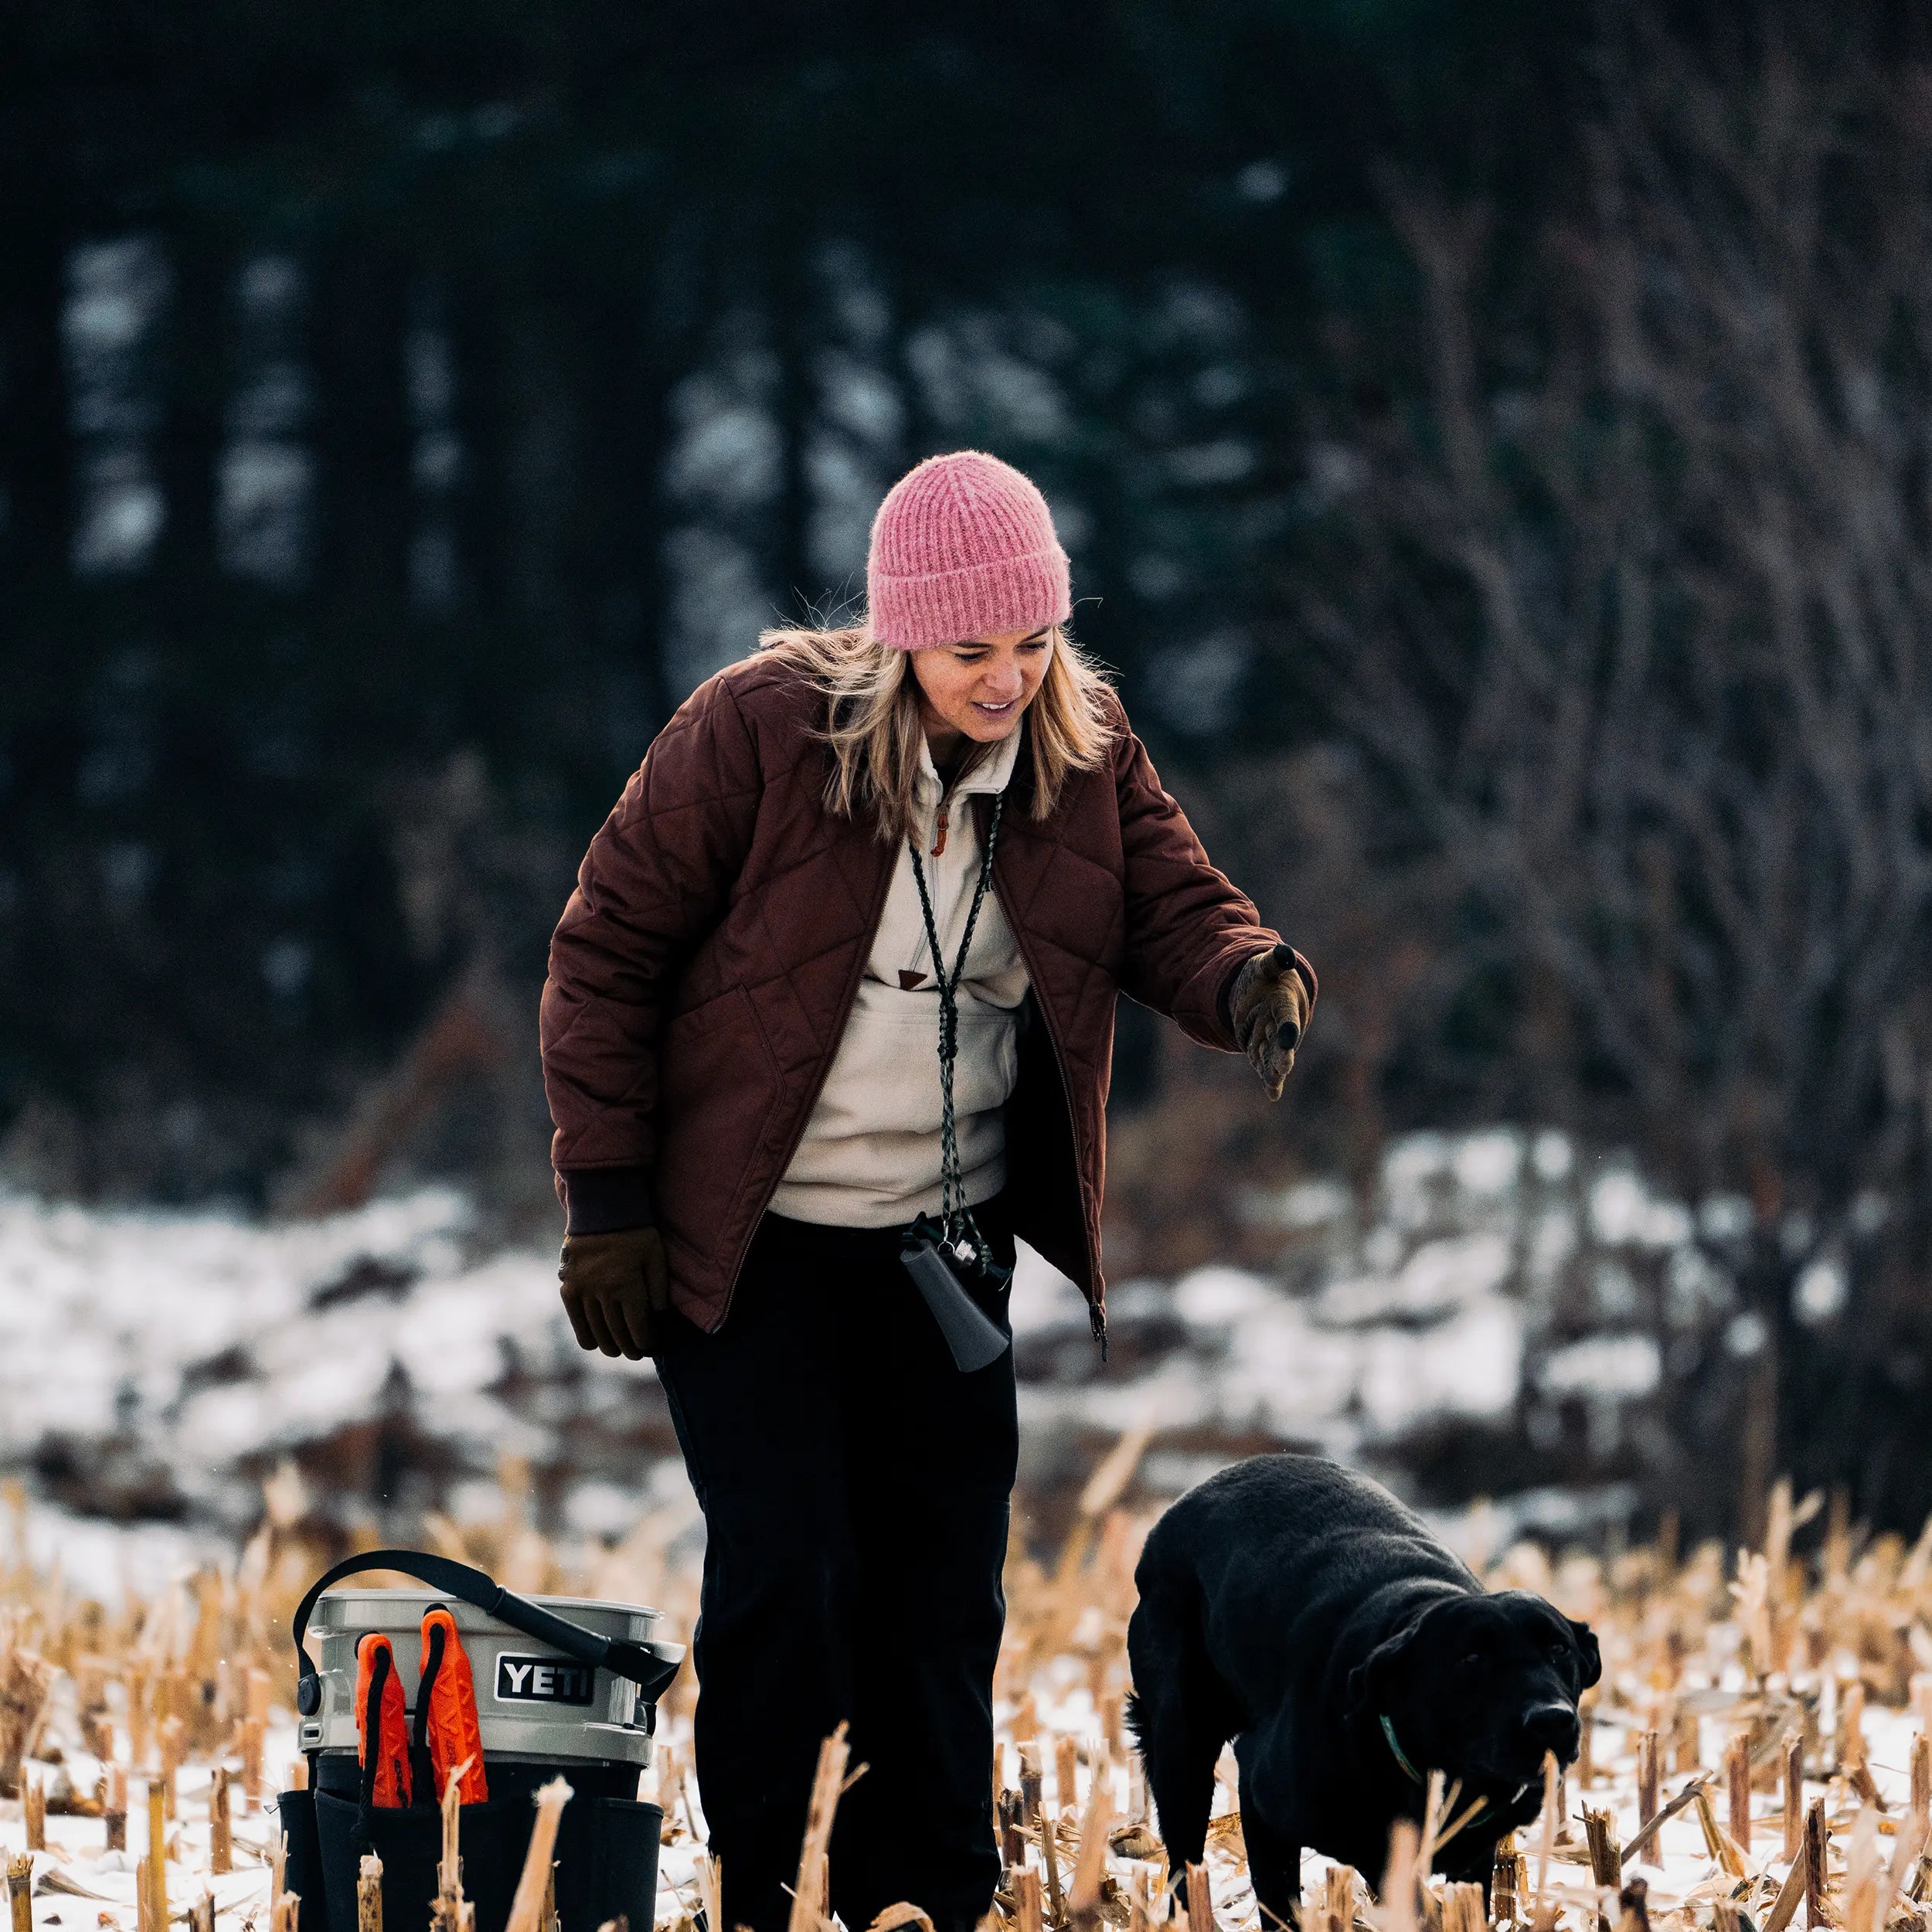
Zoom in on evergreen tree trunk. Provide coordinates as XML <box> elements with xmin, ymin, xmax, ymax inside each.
<box><xmin>0</xmin><ymin>213</ymin><xmax>75</xmax><ymax>617</ymax></box>
<box><xmin>153</xmin><ymin>218</ymin><xmax>232</xmax><ymax>620</ymax></box>
<box><xmin>310</xmin><ymin>232</ymin><xmax>413</xmax><ymax>624</ymax></box>
<box><xmin>446</xmin><ymin>254</ymin><xmax>513</xmax><ymax>625</ymax></box>
<box><xmin>571</xmin><ymin>264</ymin><xmax>672</xmax><ymax>725</ymax></box>
<box><xmin>769</xmin><ymin>231</ymin><xmax>815</xmax><ymax>617</ymax></box>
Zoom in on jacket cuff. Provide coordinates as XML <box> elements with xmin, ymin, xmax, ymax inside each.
<box><xmin>1286</xmin><ymin>946</ymin><xmax>1318</xmax><ymax>1004</ymax></box>
<box><xmin>558</xmin><ymin>1166</ymin><xmax>656</xmax><ymax>1235</ymax></box>
<box><xmin>1216</xmin><ymin>959</ymin><xmax>1243</xmax><ymax>1039</ymax></box>
<box><xmin>1217</xmin><ymin>944</ymin><xmax>1319</xmax><ymax>1038</ymax></box>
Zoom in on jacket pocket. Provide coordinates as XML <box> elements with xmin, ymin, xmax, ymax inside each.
<box><xmin>657</xmin><ymin>985</ymin><xmax>781</xmax><ymax>1235</ymax></box>
<box><xmin>661</xmin><ymin>984</ymin><xmax>777</xmax><ymax>1114</ymax></box>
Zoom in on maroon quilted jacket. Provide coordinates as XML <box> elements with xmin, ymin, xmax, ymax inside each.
<box><xmin>539</xmin><ymin>651</ymin><xmax>1315</xmax><ymax>1338</ymax></box>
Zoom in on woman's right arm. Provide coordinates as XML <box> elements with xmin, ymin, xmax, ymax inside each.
<box><xmin>539</xmin><ymin>672</ymin><xmax>765</xmax><ymax>1221</ymax></box>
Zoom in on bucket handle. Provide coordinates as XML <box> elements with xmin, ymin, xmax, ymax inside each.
<box><xmin>291</xmin><ymin>1549</ymin><xmax>683</xmax><ymax>1718</ymax></box>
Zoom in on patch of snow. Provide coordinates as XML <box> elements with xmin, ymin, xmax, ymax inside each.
<box><xmin>1100</xmin><ymin>1278</ymin><xmax>1175</xmax><ymax>1321</ymax></box>
<box><xmin>9</xmin><ymin>1502</ymin><xmax>231</xmax><ymax>1605</ymax></box>
<box><xmin>1698</xmin><ymin>1193</ymin><xmax>1753</xmax><ymax>1241</ymax></box>
<box><xmin>1451</xmin><ymin>1129</ymin><xmax>1523</xmax><ymax>1196</ymax></box>
<box><xmin>1590</xmin><ymin>1258</ymin><xmax>1641</xmax><ymax>1318</ymax></box>
<box><xmin>0</xmin><ymin>1120</ymin><xmax>1852</xmax><ymax>1548</ymax></box>
<box><xmin>1354</xmin><ymin>1299</ymin><xmax>1522</xmax><ymax>1431</ymax></box>
<box><xmin>1795</xmin><ymin>1256</ymin><xmax>1847</xmax><ymax>1323</ymax></box>
<box><xmin>1009</xmin><ymin>1247</ymin><xmax>1091</xmax><ymax>1334</ymax></box>
<box><xmin>1537</xmin><ymin>1333</ymin><xmax>1662</xmax><ymax>1399</ymax></box>
<box><xmin>1531</xmin><ymin>1130</ymin><xmax>1573</xmax><ymax>1181</ymax></box>
<box><xmin>0</xmin><ymin>1183</ymin><xmax>636</xmax><ymax>1530</ymax></box>
<box><xmin>1139</xmin><ymin>1449</ymin><xmax>1239</xmax><ymax>1495</ymax></box>
<box><xmin>1235</xmin><ymin>1177</ymin><xmax>1352</xmax><ymax>1231</ymax></box>
<box><xmin>1362</xmin><ymin>1225</ymin><xmax>1403</xmax><ymax>1271</ymax></box>
<box><xmin>1420</xmin><ymin>1481</ymin><xmax>1640</xmax><ymax>1554</ymax></box>
<box><xmin>563</xmin><ymin>1479</ymin><xmax>651</xmax><ymax>1539</ymax></box>
<box><xmin>1526</xmin><ymin>1206</ymin><xmax>1577</xmax><ymax>1284</ymax></box>
<box><xmin>1589</xmin><ymin>1170</ymin><xmax>1693</xmax><ymax>1248</ymax></box>
<box><xmin>1171</xmin><ymin>1265</ymin><xmax>1279</xmax><ymax>1326</ymax></box>
<box><xmin>1851</xmin><ymin>1190</ymin><xmax>1889</xmax><ymax>1236</ymax></box>
<box><xmin>1381</xmin><ymin>1131</ymin><xmax>1451</xmax><ymax>1229</ymax></box>
<box><xmin>1665</xmin><ymin>1243</ymin><xmax>1730</xmax><ymax>1321</ymax></box>
<box><xmin>1313</xmin><ymin>1233</ymin><xmax>1512</xmax><ymax>1326</ymax></box>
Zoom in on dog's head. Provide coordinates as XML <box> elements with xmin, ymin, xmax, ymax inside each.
<box><xmin>1346</xmin><ymin>1590</ymin><xmax>1600</xmax><ymax>1802</ymax></box>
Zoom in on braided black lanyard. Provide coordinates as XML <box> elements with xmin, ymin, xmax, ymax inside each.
<box><xmin>906</xmin><ymin>785</ymin><xmax>1007</xmax><ymax>1260</ymax></box>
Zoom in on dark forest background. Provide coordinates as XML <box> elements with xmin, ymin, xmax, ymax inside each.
<box><xmin>5</xmin><ymin>1</ymin><xmax>1932</xmax><ymax>1537</ymax></box>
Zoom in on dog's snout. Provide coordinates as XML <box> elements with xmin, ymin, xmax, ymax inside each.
<box><xmin>1522</xmin><ymin>1702</ymin><xmax>1580</xmax><ymax>1759</ymax></box>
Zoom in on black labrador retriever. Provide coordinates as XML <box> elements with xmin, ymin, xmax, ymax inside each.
<box><xmin>1127</xmin><ymin>1455</ymin><xmax>1599</xmax><ymax>1927</ymax></box>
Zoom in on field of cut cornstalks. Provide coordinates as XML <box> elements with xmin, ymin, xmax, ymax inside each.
<box><xmin>5</xmin><ymin>1447</ymin><xmax>1932</xmax><ymax>1932</ymax></box>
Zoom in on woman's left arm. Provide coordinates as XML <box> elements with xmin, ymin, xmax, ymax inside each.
<box><xmin>1109</xmin><ymin>693</ymin><xmax>1318</xmax><ymax>1053</ymax></box>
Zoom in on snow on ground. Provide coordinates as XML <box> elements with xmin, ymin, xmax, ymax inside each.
<box><xmin>0</xmin><ymin>1125</ymin><xmax>1753</xmax><ymax>1550</ymax></box>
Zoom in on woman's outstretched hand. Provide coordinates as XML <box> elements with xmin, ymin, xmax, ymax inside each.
<box><xmin>558</xmin><ymin>1226</ymin><xmax>672</xmax><ymax>1359</ymax></box>
<box><xmin>1230</xmin><ymin>940</ymin><xmax>1314</xmax><ymax>1101</ymax></box>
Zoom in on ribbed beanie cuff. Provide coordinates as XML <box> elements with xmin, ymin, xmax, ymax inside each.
<box><xmin>866</xmin><ymin>450</ymin><xmax>1073</xmax><ymax>651</ymax></box>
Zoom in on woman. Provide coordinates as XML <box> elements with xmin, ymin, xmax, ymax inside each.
<box><xmin>539</xmin><ymin>450</ymin><xmax>1316</xmax><ymax>1932</ymax></box>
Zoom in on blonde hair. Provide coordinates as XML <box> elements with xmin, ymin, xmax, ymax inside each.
<box><xmin>750</xmin><ymin>619</ymin><xmax>1119</xmax><ymax>846</ymax></box>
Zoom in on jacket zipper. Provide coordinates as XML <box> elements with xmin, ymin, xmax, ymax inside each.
<box><xmin>715</xmin><ymin>776</ymin><xmax>960</xmax><ymax>1325</ymax></box>
<box><xmin>981</xmin><ymin>795</ymin><xmax>1108</xmax><ymax>1360</ymax></box>
<box><xmin>711</xmin><ymin>782</ymin><xmax>1107</xmax><ymax>1356</ymax></box>
<box><xmin>709</xmin><ymin>838</ymin><xmax>900</xmax><ymax>1333</ymax></box>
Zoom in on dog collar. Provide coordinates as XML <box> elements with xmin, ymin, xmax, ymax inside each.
<box><xmin>1379</xmin><ymin>1714</ymin><xmax>1425</xmax><ymax>1784</ymax></box>
<box><xmin>1379</xmin><ymin>1718</ymin><xmax>1529</xmax><ymax>1829</ymax></box>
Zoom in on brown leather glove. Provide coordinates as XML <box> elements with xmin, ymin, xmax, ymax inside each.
<box><xmin>1229</xmin><ymin>940</ymin><xmax>1315</xmax><ymax>1101</ymax></box>
<box><xmin>558</xmin><ymin>1226</ymin><xmax>672</xmax><ymax>1360</ymax></box>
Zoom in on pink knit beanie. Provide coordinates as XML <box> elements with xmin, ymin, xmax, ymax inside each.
<box><xmin>866</xmin><ymin>450</ymin><xmax>1073</xmax><ymax>651</ymax></box>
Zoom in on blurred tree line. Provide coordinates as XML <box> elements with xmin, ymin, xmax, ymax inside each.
<box><xmin>5</xmin><ymin>2</ymin><xmax>1931</xmax><ymax>1533</ymax></box>
<box><xmin>0</xmin><ymin>0</ymin><xmax>1586</xmax><ymax>1197</ymax></box>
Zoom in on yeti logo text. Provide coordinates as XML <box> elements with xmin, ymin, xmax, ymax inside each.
<box><xmin>495</xmin><ymin>1655</ymin><xmax>597</xmax><ymax>1705</ymax></box>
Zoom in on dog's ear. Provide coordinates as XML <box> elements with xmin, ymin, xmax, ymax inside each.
<box><xmin>1569</xmin><ymin>1618</ymin><xmax>1602</xmax><ymax>1689</ymax></box>
<box><xmin>1345</xmin><ymin>1617</ymin><xmax>1425</xmax><ymax>1718</ymax></box>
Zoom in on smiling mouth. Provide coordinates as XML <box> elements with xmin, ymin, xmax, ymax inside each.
<box><xmin>973</xmin><ymin>699</ymin><xmax>1016</xmax><ymax>715</ymax></box>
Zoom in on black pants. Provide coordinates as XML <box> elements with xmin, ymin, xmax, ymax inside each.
<box><xmin>653</xmin><ymin>1192</ymin><xmax>1019</xmax><ymax>1932</ymax></box>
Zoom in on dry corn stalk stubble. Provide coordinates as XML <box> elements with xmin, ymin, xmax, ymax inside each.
<box><xmin>8</xmin><ymin>1856</ymin><xmax>33</xmax><ymax>1932</ymax></box>
<box><xmin>787</xmin><ymin>1720</ymin><xmax>853</xmax><ymax>1932</ymax></box>
<box><xmin>0</xmin><ymin>1635</ymin><xmax>53</xmax><ymax>1798</ymax></box>
<box><xmin>9</xmin><ymin>1470</ymin><xmax>1932</xmax><ymax>1932</ymax></box>
<box><xmin>503</xmin><ymin>1776</ymin><xmax>574</xmax><ymax>1932</ymax></box>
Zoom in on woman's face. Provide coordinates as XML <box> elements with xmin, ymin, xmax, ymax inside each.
<box><xmin>909</xmin><ymin>624</ymin><xmax>1054</xmax><ymax>753</ymax></box>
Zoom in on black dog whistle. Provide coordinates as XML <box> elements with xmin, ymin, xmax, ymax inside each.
<box><xmin>900</xmin><ymin>1212</ymin><xmax>1012</xmax><ymax>1373</ymax></box>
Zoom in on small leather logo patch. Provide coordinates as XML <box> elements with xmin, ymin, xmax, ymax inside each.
<box><xmin>898</xmin><ymin>970</ymin><xmax>927</xmax><ymax>990</ymax></box>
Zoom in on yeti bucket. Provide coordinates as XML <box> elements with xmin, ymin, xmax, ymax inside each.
<box><xmin>275</xmin><ymin>1550</ymin><xmax>685</xmax><ymax>1932</ymax></box>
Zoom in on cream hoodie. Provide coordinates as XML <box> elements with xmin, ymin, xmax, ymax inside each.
<box><xmin>767</xmin><ymin>721</ymin><xmax>1031</xmax><ymax>1226</ymax></box>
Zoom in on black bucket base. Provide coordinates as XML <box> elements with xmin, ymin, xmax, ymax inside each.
<box><xmin>279</xmin><ymin>1759</ymin><xmax>662</xmax><ymax>1932</ymax></box>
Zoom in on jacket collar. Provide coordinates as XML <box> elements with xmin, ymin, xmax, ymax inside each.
<box><xmin>915</xmin><ymin>719</ymin><xmax>1024</xmax><ymax>803</ymax></box>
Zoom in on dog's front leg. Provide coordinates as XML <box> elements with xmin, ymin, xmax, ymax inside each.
<box><xmin>1236</xmin><ymin>1767</ymin><xmax>1303</xmax><ymax>1931</ymax></box>
<box><xmin>1439</xmin><ymin>1839</ymin><xmax>1500</xmax><ymax>1913</ymax></box>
